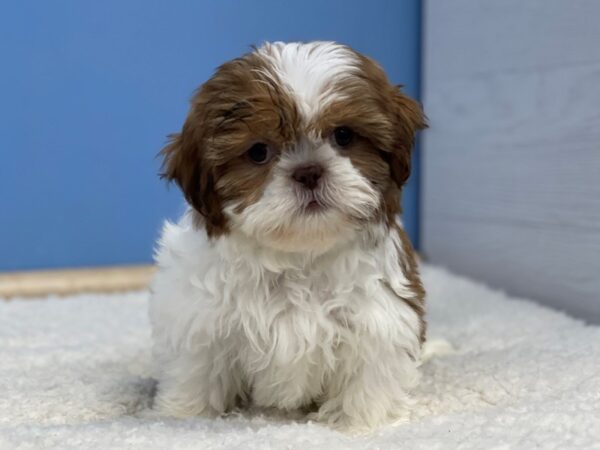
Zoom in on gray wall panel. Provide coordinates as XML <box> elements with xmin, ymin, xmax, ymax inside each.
<box><xmin>422</xmin><ymin>0</ymin><xmax>600</xmax><ymax>321</ymax></box>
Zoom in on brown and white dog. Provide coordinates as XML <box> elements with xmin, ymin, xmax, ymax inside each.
<box><xmin>149</xmin><ymin>41</ymin><xmax>426</xmax><ymax>430</ymax></box>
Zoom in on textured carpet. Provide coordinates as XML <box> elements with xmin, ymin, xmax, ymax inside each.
<box><xmin>1</xmin><ymin>265</ymin><xmax>599</xmax><ymax>449</ymax></box>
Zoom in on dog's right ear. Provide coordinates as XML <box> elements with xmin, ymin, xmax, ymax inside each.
<box><xmin>160</xmin><ymin>118</ymin><xmax>227</xmax><ymax>236</ymax></box>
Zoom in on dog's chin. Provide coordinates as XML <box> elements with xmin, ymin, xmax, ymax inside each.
<box><xmin>259</xmin><ymin>226</ymin><xmax>353</xmax><ymax>254</ymax></box>
<box><xmin>237</xmin><ymin>205</ymin><xmax>358</xmax><ymax>255</ymax></box>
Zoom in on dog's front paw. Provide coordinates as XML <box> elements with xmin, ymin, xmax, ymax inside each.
<box><xmin>152</xmin><ymin>401</ymin><xmax>221</xmax><ymax>419</ymax></box>
<box><xmin>310</xmin><ymin>396</ymin><xmax>411</xmax><ymax>433</ymax></box>
<box><xmin>152</xmin><ymin>390</ymin><xmax>221</xmax><ymax>419</ymax></box>
<box><xmin>307</xmin><ymin>408</ymin><xmax>362</xmax><ymax>433</ymax></box>
<box><xmin>308</xmin><ymin>408</ymin><xmax>374</xmax><ymax>434</ymax></box>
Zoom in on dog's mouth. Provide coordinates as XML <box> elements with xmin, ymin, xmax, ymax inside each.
<box><xmin>306</xmin><ymin>199</ymin><xmax>323</xmax><ymax>212</ymax></box>
<box><xmin>293</xmin><ymin>186</ymin><xmax>332</xmax><ymax>215</ymax></box>
<box><xmin>301</xmin><ymin>195</ymin><xmax>329</xmax><ymax>214</ymax></box>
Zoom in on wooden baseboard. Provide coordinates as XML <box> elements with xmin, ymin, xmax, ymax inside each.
<box><xmin>0</xmin><ymin>253</ymin><xmax>423</xmax><ymax>299</ymax></box>
<box><xmin>0</xmin><ymin>265</ymin><xmax>156</xmax><ymax>299</ymax></box>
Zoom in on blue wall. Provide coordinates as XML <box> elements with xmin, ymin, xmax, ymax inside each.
<box><xmin>0</xmin><ymin>0</ymin><xmax>421</xmax><ymax>271</ymax></box>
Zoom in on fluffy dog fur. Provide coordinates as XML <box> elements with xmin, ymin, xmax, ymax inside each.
<box><xmin>149</xmin><ymin>41</ymin><xmax>427</xmax><ymax>430</ymax></box>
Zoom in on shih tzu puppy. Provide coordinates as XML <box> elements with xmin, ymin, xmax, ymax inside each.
<box><xmin>149</xmin><ymin>41</ymin><xmax>426</xmax><ymax>430</ymax></box>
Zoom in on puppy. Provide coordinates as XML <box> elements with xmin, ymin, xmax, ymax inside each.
<box><xmin>149</xmin><ymin>41</ymin><xmax>426</xmax><ymax>430</ymax></box>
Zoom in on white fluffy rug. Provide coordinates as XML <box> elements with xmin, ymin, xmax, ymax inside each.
<box><xmin>1</xmin><ymin>265</ymin><xmax>599</xmax><ymax>449</ymax></box>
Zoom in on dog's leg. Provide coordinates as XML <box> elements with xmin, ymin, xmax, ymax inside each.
<box><xmin>152</xmin><ymin>345</ymin><xmax>242</xmax><ymax>418</ymax></box>
<box><xmin>315</xmin><ymin>342</ymin><xmax>419</xmax><ymax>431</ymax></box>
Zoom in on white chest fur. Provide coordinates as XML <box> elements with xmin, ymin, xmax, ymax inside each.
<box><xmin>149</xmin><ymin>214</ymin><xmax>422</xmax><ymax>419</ymax></box>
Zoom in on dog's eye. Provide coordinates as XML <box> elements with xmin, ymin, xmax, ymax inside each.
<box><xmin>333</xmin><ymin>127</ymin><xmax>355</xmax><ymax>148</ymax></box>
<box><xmin>246</xmin><ymin>143</ymin><xmax>273</xmax><ymax>165</ymax></box>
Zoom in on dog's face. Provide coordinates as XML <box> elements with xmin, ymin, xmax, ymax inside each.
<box><xmin>161</xmin><ymin>42</ymin><xmax>425</xmax><ymax>253</ymax></box>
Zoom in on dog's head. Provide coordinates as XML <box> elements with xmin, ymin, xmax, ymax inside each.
<box><xmin>161</xmin><ymin>42</ymin><xmax>426</xmax><ymax>253</ymax></box>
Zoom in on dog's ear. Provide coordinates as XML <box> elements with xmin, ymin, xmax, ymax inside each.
<box><xmin>387</xmin><ymin>88</ymin><xmax>427</xmax><ymax>188</ymax></box>
<box><xmin>160</xmin><ymin>116</ymin><xmax>227</xmax><ymax>236</ymax></box>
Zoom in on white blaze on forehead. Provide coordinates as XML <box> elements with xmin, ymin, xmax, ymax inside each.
<box><xmin>256</xmin><ymin>41</ymin><xmax>360</xmax><ymax>121</ymax></box>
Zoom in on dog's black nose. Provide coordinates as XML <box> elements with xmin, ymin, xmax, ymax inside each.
<box><xmin>292</xmin><ymin>164</ymin><xmax>323</xmax><ymax>190</ymax></box>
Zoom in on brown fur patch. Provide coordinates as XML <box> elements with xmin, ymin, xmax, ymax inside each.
<box><xmin>312</xmin><ymin>51</ymin><xmax>427</xmax><ymax>226</ymax></box>
<box><xmin>394</xmin><ymin>224</ymin><xmax>427</xmax><ymax>344</ymax></box>
<box><xmin>160</xmin><ymin>52</ymin><xmax>300</xmax><ymax>237</ymax></box>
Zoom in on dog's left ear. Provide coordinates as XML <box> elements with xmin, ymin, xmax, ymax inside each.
<box><xmin>388</xmin><ymin>88</ymin><xmax>428</xmax><ymax>188</ymax></box>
